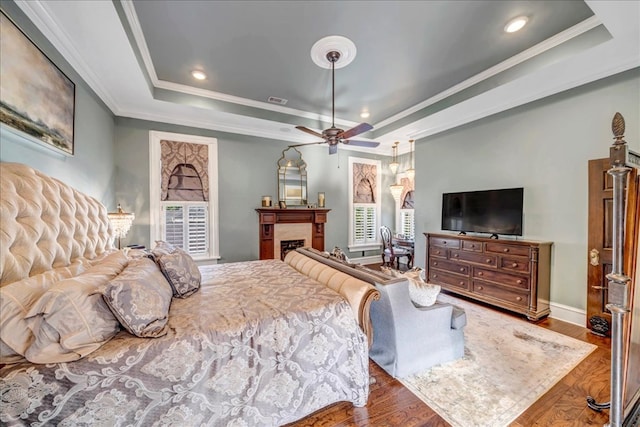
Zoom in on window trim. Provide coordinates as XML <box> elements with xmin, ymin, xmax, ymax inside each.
<box><xmin>348</xmin><ymin>156</ymin><xmax>382</xmax><ymax>252</ymax></box>
<box><xmin>149</xmin><ymin>131</ymin><xmax>220</xmax><ymax>261</ymax></box>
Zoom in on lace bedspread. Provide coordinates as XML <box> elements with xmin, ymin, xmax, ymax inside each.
<box><xmin>0</xmin><ymin>259</ymin><xmax>369</xmax><ymax>426</ymax></box>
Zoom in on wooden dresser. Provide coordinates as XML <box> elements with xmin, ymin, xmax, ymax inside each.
<box><xmin>425</xmin><ymin>232</ymin><xmax>552</xmax><ymax>321</ymax></box>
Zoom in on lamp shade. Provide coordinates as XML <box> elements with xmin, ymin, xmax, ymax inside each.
<box><xmin>389</xmin><ymin>161</ymin><xmax>399</xmax><ymax>174</ymax></box>
<box><xmin>406</xmin><ymin>168</ymin><xmax>415</xmax><ymax>181</ymax></box>
<box><xmin>107</xmin><ymin>204</ymin><xmax>135</xmax><ymax>248</ymax></box>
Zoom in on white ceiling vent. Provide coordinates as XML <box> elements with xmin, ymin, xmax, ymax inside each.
<box><xmin>267</xmin><ymin>96</ymin><xmax>288</xmax><ymax>105</ymax></box>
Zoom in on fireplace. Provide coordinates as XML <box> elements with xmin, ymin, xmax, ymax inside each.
<box><xmin>256</xmin><ymin>208</ymin><xmax>331</xmax><ymax>260</ymax></box>
<box><xmin>280</xmin><ymin>239</ymin><xmax>305</xmax><ymax>260</ymax></box>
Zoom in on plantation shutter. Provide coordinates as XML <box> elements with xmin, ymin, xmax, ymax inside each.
<box><xmin>400</xmin><ymin>209</ymin><xmax>415</xmax><ymax>239</ymax></box>
<box><xmin>162</xmin><ymin>203</ymin><xmax>209</xmax><ymax>255</ymax></box>
<box><xmin>353</xmin><ymin>204</ymin><xmax>377</xmax><ymax>244</ymax></box>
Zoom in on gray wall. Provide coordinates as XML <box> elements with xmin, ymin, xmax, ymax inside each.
<box><xmin>114</xmin><ymin>118</ymin><xmax>391</xmax><ymax>260</ymax></box>
<box><xmin>0</xmin><ymin>2</ymin><xmax>116</xmax><ymax>205</ymax></box>
<box><xmin>413</xmin><ymin>68</ymin><xmax>640</xmax><ymax>311</ymax></box>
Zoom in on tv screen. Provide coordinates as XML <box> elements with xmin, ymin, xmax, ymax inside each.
<box><xmin>441</xmin><ymin>188</ymin><xmax>523</xmax><ymax>236</ymax></box>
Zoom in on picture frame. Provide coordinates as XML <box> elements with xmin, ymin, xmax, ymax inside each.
<box><xmin>0</xmin><ymin>11</ymin><xmax>75</xmax><ymax>156</ymax></box>
<box><xmin>279</xmin><ymin>200</ymin><xmax>287</xmax><ymax>209</ymax></box>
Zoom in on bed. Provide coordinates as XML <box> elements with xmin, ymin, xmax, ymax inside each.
<box><xmin>0</xmin><ymin>162</ymin><xmax>380</xmax><ymax>426</ymax></box>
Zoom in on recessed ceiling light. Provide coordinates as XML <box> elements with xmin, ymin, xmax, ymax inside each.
<box><xmin>191</xmin><ymin>70</ymin><xmax>207</xmax><ymax>80</ymax></box>
<box><xmin>504</xmin><ymin>16</ymin><xmax>529</xmax><ymax>33</ymax></box>
<box><xmin>360</xmin><ymin>111</ymin><xmax>370</xmax><ymax>119</ymax></box>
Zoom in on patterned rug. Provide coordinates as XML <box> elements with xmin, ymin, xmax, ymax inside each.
<box><xmin>399</xmin><ymin>294</ymin><xmax>597</xmax><ymax>427</ymax></box>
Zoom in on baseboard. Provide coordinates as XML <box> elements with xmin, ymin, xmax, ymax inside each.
<box><xmin>349</xmin><ymin>255</ymin><xmax>381</xmax><ymax>266</ymax></box>
<box><xmin>548</xmin><ymin>300</ymin><xmax>586</xmax><ymax>327</ymax></box>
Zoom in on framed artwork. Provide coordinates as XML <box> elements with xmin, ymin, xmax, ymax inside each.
<box><xmin>0</xmin><ymin>11</ymin><xmax>75</xmax><ymax>156</ymax></box>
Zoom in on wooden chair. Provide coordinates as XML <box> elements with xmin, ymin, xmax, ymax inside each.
<box><xmin>380</xmin><ymin>225</ymin><xmax>413</xmax><ymax>269</ymax></box>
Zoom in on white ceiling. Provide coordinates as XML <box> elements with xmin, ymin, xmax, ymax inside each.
<box><xmin>14</xmin><ymin>0</ymin><xmax>640</xmax><ymax>155</ymax></box>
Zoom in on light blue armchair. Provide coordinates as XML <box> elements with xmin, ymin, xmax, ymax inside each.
<box><xmin>369</xmin><ymin>278</ymin><xmax>466</xmax><ymax>378</ymax></box>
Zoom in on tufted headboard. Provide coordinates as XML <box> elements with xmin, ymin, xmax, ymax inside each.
<box><xmin>0</xmin><ymin>162</ymin><xmax>115</xmax><ymax>287</ymax></box>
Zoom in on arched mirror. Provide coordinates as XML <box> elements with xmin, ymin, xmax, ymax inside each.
<box><xmin>278</xmin><ymin>147</ymin><xmax>307</xmax><ymax>206</ymax></box>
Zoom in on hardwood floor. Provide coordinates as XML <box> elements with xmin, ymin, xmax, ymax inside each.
<box><xmin>288</xmin><ymin>289</ymin><xmax>612</xmax><ymax>427</ymax></box>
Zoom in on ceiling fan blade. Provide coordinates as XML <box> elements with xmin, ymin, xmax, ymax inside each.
<box><xmin>329</xmin><ymin>144</ymin><xmax>338</xmax><ymax>155</ymax></box>
<box><xmin>295</xmin><ymin>126</ymin><xmax>324</xmax><ymax>139</ymax></box>
<box><xmin>342</xmin><ymin>139</ymin><xmax>380</xmax><ymax>148</ymax></box>
<box><xmin>288</xmin><ymin>141</ymin><xmax>326</xmax><ymax>148</ymax></box>
<box><xmin>339</xmin><ymin>123</ymin><xmax>373</xmax><ymax>140</ymax></box>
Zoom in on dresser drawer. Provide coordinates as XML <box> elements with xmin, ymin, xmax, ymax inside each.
<box><xmin>462</xmin><ymin>240</ymin><xmax>482</xmax><ymax>252</ymax></box>
<box><xmin>429</xmin><ymin>246</ymin><xmax>448</xmax><ymax>259</ymax></box>
<box><xmin>473</xmin><ymin>281</ymin><xmax>529</xmax><ymax>307</ymax></box>
<box><xmin>429</xmin><ymin>270</ymin><xmax>469</xmax><ymax>290</ymax></box>
<box><xmin>450</xmin><ymin>250</ymin><xmax>497</xmax><ymax>267</ymax></box>
<box><xmin>474</xmin><ymin>267</ymin><xmax>529</xmax><ymax>290</ymax></box>
<box><xmin>499</xmin><ymin>256</ymin><xmax>530</xmax><ymax>273</ymax></box>
<box><xmin>430</xmin><ymin>258</ymin><xmax>470</xmax><ymax>276</ymax></box>
<box><xmin>429</xmin><ymin>237</ymin><xmax>460</xmax><ymax>249</ymax></box>
<box><xmin>485</xmin><ymin>242</ymin><xmax>530</xmax><ymax>257</ymax></box>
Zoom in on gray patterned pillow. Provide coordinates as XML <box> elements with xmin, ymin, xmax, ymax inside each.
<box><xmin>102</xmin><ymin>257</ymin><xmax>173</xmax><ymax>338</ymax></box>
<box><xmin>151</xmin><ymin>240</ymin><xmax>178</xmax><ymax>257</ymax></box>
<box><xmin>155</xmin><ymin>248</ymin><xmax>202</xmax><ymax>298</ymax></box>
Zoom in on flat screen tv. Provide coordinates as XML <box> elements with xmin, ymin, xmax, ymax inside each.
<box><xmin>441</xmin><ymin>187</ymin><xmax>523</xmax><ymax>236</ymax></box>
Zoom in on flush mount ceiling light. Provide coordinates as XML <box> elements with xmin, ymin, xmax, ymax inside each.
<box><xmin>504</xmin><ymin>16</ymin><xmax>529</xmax><ymax>33</ymax></box>
<box><xmin>360</xmin><ymin>110</ymin><xmax>370</xmax><ymax>119</ymax></box>
<box><xmin>191</xmin><ymin>70</ymin><xmax>207</xmax><ymax>80</ymax></box>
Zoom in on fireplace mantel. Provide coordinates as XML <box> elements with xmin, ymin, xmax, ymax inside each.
<box><xmin>256</xmin><ymin>208</ymin><xmax>331</xmax><ymax>260</ymax></box>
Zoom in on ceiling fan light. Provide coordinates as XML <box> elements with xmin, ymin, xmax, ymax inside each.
<box><xmin>360</xmin><ymin>111</ymin><xmax>370</xmax><ymax>119</ymax></box>
<box><xmin>504</xmin><ymin>16</ymin><xmax>528</xmax><ymax>33</ymax></box>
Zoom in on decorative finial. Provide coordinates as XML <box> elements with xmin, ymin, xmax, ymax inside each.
<box><xmin>612</xmin><ymin>112</ymin><xmax>626</xmax><ymax>146</ymax></box>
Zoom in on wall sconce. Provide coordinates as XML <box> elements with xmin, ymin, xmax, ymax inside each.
<box><xmin>389</xmin><ymin>141</ymin><xmax>399</xmax><ymax>174</ymax></box>
<box><xmin>405</xmin><ymin>139</ymin><xmax>415</xmax><ymax>181</ymax></box>
<box><xmin>390</xmin><ymin>182</ymin><xmax>404</xmax><ymax>202</ymax></box>
<box><xmin>107</xmin><ymin>203</ymin><xmax>135</xmax><ymax>249</ymax></box>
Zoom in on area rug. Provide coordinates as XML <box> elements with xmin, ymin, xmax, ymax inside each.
<box><xmin>399</xmin><ymin>294</ymin><xmax>597</xmax><ymax>427</ymax></box>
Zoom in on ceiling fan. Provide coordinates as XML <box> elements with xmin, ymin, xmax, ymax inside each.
<box><xmin>290</xmin><ymin>50</ymin><xmax>380</xmax><ymax>155</ymax></box>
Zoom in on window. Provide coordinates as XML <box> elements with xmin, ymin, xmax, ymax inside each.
<box><xmin>395</xmin><ymin>174</ymin><xmax>415</xmax><ymax>239</ymax></box>
<box><xmin>400</xmin><ymin>209</ymin><xmax>415</xmax><ymax>239</ymax></box>
<box><xmin>150</xmin><ymin>131</ymin><xmax>219</xmax><ymax>261</ymax></box>
<box><xmin>348</xmin><ymin>157</ymin><xmax>382</xmax><ymax>251</ymax></box>
<box><xmin>162</xmin><ymin>203</ymin><xmax>208</xmax><ymax>254</ymax></box>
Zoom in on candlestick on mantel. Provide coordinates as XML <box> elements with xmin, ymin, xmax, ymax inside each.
<box><xmin>262</xmin><ymin>196</ymin><xmax>272</xmax><ymax>207</ymax></box>
<box><xmin>318</xmin><ymin>192</ymin><xmax>325</xmax><ymax>207</ymax></box>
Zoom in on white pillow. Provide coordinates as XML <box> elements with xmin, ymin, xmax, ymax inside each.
<box><xmin>380</xmin><ymin>266</ymin><xmax>440</xmax><ymax>307</ymax></box>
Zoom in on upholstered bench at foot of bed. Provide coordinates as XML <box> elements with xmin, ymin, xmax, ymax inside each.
<box><xmin>284</xmin><ymin>248</ymin><xmax>380</xmax><ymax>346</ymax></box>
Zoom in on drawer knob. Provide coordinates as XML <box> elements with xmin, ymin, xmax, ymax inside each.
<box><xmin>435</xmin><ymin>250</ymin><xmax>441</xmax><ymax>255</ymax></box>
<box><xmin>433</xmin><ymin>262</ymin><xmax>438</xmax><ymax>266</ymax></box>
<box><xmin>512</xmin><ymin>263</ymin><xmax>518</xmax><ymax>268</ymax></box>
<box><xmin>486</xmin><ymin>259</ymin><xmax>492</xmax><ymax>264</ymax></box>
<box><xmin>517</xmin><ymin>279</ymin><xmax>523</xmax><ymax>285</ymax></box>
<box><xmin>503</xmin><ymin>248</ymin><xmax>510</xmax><ymax>253</ymax></box>
<box><xmin>516</xmin><ymin>296</ymin><xmax>522</xmax><ymax>301</ymax></box>
<box><xmin>443</xmin><ymin>241</ymin><xmax>447</xmax><ymax>245</ymax></box>
<box><xmin>453</xmin><ymin>254</ymin><xmax>459</xmax><ymax>258</ymax></box>
<box><xmin>433</xmin><ymin>274</ymin><xmax>438</xmax><ymax>278</ymax></box>
<box><xmin>470</xmin><ymin>244</ymin><xmax>474</xmax><ymax>248</ymax></box>
<box><xmin>478</xmin><ymin>286</ymin><xmax>483</xmax><ymax>290</ymax></box>
<box><xmin>460</xmin><ymin>267</ymin><xmax>465</xmax><ymax>272</ymax></box>
<box><xmin>478</xmin><ymin>271</ymin><xmax>484</xmax><ymax>276</ymax></box>
<box><xmin>459</xmin><ymin>281</ymin><xmax>465</xmax><ymax>286</ymax></box>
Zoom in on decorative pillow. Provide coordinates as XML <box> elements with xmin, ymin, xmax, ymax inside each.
<box><xmin>0</xmin><ymin>258</ymin><xmax>91</xmax><ymax>363</ymax></box>
<box><xmin>102</xmin><ymin>257</ymin><xmax>173</xmax><ymax>338</ymax></box>
<box><xmin>151</xmin><ymin>240</ymin><xmax>179</xmax><ymax>257</ymax></box>
<box><xmin>379</xmin><ymin>266</ymin><xmax>440</xmax><ymax>307</ymax></box>
<box><xmin>155</xmin><ymin>248</ymin><xmax>201</xmax><ymax>298</ymax></box>
<box><xmin>24</xmin><ymin>251</ymin><xmax>128</xmax><ymax>363</ymax></box>
<box><xmin>330</xmin><ymin>246</ymin><xmax>350</xmax><ymax>263</ymax></box>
